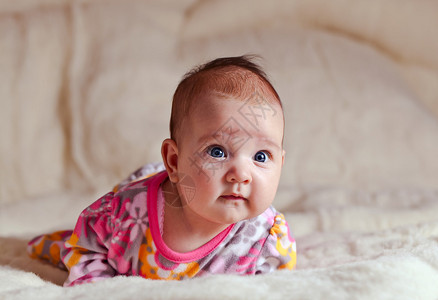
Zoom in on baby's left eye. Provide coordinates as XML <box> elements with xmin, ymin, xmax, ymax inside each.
<box><xmin>254</xmin><ymin>151</ymin><xmax>269</xmax><ymax>163</ymax></box>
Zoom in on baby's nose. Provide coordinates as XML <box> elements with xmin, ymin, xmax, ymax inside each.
<box><xmin>225</xmin><ymin>159</ymin><xmax>252</xmax><ymax>184</ymax></box>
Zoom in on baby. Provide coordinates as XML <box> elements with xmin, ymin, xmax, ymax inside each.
<box><xmin>28</xmin><ymin>55</ymin><xmax>297</xmax><ymax>286</ymax></box>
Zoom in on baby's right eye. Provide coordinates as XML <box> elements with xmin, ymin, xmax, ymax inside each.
<box><xmin>207</xmin><ymin>146</ymin><xmax>226</xmax><ymax>158</ymax></box>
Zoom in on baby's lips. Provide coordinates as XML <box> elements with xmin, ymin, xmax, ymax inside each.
<box><xmin>221</xmin><ymin>194</ymin><xmax>248</xmax><ymax>201</ymax></box>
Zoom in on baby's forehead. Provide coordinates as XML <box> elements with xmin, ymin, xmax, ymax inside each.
<box><xmin>210</xmin><ymin>92</ymin><xmax>280</xmax><ymax>118</ymax></box>
<box><xmin>189</xmin><ymin>94</ymin><xmax>284</xmax><ymax>135</ymax></box>
<box><xmin>191</xmin><ymin>90</ymin><xmax>283</xmax><ymax>120</ymax></box>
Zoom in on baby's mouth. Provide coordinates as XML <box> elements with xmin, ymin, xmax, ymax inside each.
<box><xmin>221</xmin><ymin>194</ymin><xmax>248</xmax><ymax>201</ymax></box>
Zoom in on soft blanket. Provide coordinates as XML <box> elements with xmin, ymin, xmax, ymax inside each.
<box><xmin>1</xmin><ymin>0</ymin><xmax>438</xmax><ymax>299</ymax></box>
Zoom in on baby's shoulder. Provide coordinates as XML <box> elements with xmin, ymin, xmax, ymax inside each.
<box><xmin>251</xmin><ymin>205</ymin><xmax>281</xmax><ymax>226</ymax></box>
<box><xmin>114</xmin><ymin>175</ymin><xmax>152</xmax><ymax>200</ymax></box>
<box><xmin>232</xmin><ymin>206</ymin><xmax>281</xmax><ymax>237</ymax></box>
<box><xmin>106</xmin><ymin>171</ymin><xmax>166</xmax><ymax>219</ymax></box>
<box><xmin>114</xmin><ymin>175</ymin><xmax>152</xmax><ymax>194</ymax></box>
<box><xmin>88</xmin><ymin>176</ymin><xmax>153</xmax><ymax>220</ymax></box>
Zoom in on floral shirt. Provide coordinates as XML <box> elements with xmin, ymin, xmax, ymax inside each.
<box><xmin>28</xmin><ymin>171</ymin><xmax>296</xmax><ymax>286</ymax></box>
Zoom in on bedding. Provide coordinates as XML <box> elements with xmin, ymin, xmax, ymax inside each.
<box><xmin>1</xmin><ymin>0</ymin><xmax>438</xmax><ymax>299</ymax></box>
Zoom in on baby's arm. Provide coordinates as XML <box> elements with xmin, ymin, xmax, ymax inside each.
<box><xmin>256</xmin><ymin>213</ymin><xmax>297</xmax><ymax>273</ymax></box>
<box><xmin>62</xmin><ymin>193</ymin><xmax>117</xmax><ymax>286</ymax></box>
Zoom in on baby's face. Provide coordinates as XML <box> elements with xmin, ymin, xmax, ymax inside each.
<box><xmin>174</xmin><ymin>94</ymin><xmax>285</xmax><ymax>225</ymax></box>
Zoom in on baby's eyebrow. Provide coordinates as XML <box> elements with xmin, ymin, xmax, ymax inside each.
<box><xmin>196</xmin><ymin>133</ymin><xmax>218</xmax><ymax>145</ymax></box>
<box><xmin>196</xmin><ymin>129</ymin><xmax>282</xmax><ymax>151</ymax></box>
<box><xmin>258</xmin><ymin>137</ymin><xmax>281</xmax><ymax>150</ymax></box>
<box><xmin>198</xmin><ymin>126</ymin><xmax>244</xmax><ymax>145</ymax></box>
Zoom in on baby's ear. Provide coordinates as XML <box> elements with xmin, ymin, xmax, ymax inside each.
<box><xmin>161</xmin><ymin>138</ymin><xmax>179</xmax><ymax>183</ymax></box>
<box><xmin>281</xmin><ymin>149</ymin><xmax>285</xmax><ymax>166</ymax></box>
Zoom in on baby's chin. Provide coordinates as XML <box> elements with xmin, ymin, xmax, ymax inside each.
<box><xmin>216</xmin><ymin>210</ymin><xmax>260</xmax><ymax>225</ymax></box>
<box><xmin>212</xmin><ymin>210</ymin><xmax>250</xmax><ymax>225</ymax></box>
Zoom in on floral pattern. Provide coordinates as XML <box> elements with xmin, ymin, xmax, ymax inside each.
<box><xmin>28</xmin><ymin>170</ymin><xmax>296</xmax><ymax>286</ymax></box>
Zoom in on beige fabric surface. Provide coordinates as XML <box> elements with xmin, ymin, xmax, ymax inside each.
<box><xmin>1</xmin><ymin>1</ymin><xmax>438</xmax><ymax>299</ymax></box>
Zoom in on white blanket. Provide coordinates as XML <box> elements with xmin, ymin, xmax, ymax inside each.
<box><xmin>1</xmin><ymin>1</ymin><xmax>438</xmax><ymax>299</ymax></box>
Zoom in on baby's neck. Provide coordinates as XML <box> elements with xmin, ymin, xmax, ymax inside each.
<box><xmin>161</xmin><ymin>179</ymin><xmax>229</xmax><ymax>253</ymax></box>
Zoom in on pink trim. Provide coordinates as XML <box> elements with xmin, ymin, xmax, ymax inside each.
<box><xmin>156</xmin><ymin>186</ymin><xmax>165</xmax><ymax>236</ymax></box>
<box><xmin>147</xmin><ymin>171</ymin><xmax>234</xmax><ymax>263</ymax></box>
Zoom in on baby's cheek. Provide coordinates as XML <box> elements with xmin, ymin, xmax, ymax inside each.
<box><xmin>201</xmin><ymin>161</ymin><xmax>225</xmax><ymax>182</ymax></box>
<box><xmin>252</xmin><ymin>183</ymin><xmax>276</xmax><ymax>211</ymax></box>
<box><xmin>183</xmin><ymin>154</ymin><xmax>216</xmax><ymax>183</ymax></box>
<box><xmin>193</xmin><ymin>156</ymin><xmax>224</xmax><ymax>184</ymax></box>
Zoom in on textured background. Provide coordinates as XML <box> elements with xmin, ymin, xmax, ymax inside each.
<box><xmin>1</xmin><ymin>0</ymin><xmax>437</xmax><ymax>206</ymax></box>
<box><xmin>1</xmin><ymin>1</ymin><xmax>438</xmax><ymax>299</ymax></box>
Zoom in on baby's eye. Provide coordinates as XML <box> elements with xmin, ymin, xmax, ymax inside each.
<box><xmin>207</xmin><ymin>146</ymin><xmax>226</xmax><ymax>158</ymax></box>
<box><xmin>254</xmin><ymin>151</ymin><xmax>270</xmax><ymax>163</ymax></box>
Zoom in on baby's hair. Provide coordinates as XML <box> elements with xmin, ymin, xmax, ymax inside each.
<box><xmin>170</xmin><ymin>55</ymin><xmax>283</xmax><ymax>142</ymax></box>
